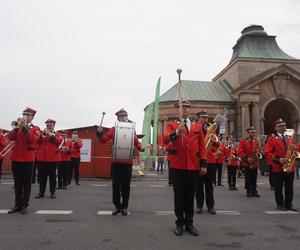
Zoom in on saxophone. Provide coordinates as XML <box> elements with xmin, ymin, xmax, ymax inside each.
<box><xmin>204</xmin><ymin>123</ymin><xmax>219</xmax><ymax>155</ymax></box>
<box><xmin>282</xmin><ymin>130</ymin><xmax>300</xmax><ymax>172</ymax></box>
<box><xmin>250</xmin><ymin>137</ymin><xmax>262</xmax><ymax>169</ymax></box>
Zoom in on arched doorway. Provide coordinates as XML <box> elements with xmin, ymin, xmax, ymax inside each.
<box><xmin>264</xmin><ymin>98</ymin><xmax>298</xmax><ymax>135</ymax></box>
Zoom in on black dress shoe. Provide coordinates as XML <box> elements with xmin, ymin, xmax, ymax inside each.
<box><xmin>208</xmin><ymin>208</ymin><xmax>216</xmax><ymax>214</ymax></box>
<box><xmin>112</xmin><ymin>208</ymin><xmax>120</xmax><ymax>216</ymax></box>
<box><xmin>20</xmin><ymin>207</ymin><xmax>28</xmax><ymax>214</ymax></box>
<box><xmin>252</xmin><ymin>193</ymin><xmax>260</xmax><ymax>198</ymax></box>
<box><xmin>286</xmin><ymin>206</ymin><xmax>298</xmax><ymax>212</ymax></box>
<box><xmin>63</xmin><ymin>186</ymin><xmax>67</xmax><ymax>190</ymax></box>
<box><xmin>186</xmin><ymin>225</ymin><xmax>199</xmax><ymax>236</ymax></box>
<box><xmin>174</xmin><ymin>225</ymin><xmax>184</xmax><ymax>236</ymax></box>
<box><xmin>196</xmin><ymin>207</ymin><xmax>203</xmax><ymax>214</ymax></box>
<box><xmin>34</xmin><ymin>193</ymin><xmax>44</xmax><ymax>199</ymax></box>
<box><xmin>277</xmin><ymin>206</ymin><xmax>288</xmax><ymax>211</ymax></box>
<box><xmin>8</xmin><ymin>206</ymin><xmax>20</xmax><ymax>214</ymax></box>
<box><xmin>232</xmin><ymin>187</ymin><xmax>238</xmax><ymax>191</ymax></box>
<box><xmin>50</xmin><ymin>194</ymin><xmax>56</xmax><ymax>199</ymax></box>
<box><xmin>217</xmin><ymin>184</ymin><xmax>224</xmax><ymax>187</ymax></box>
<box><xmin>121</xmin><ymin>208</ymin><xmax>128</xmax><ymax>216</ymax></box>
<box><xmin>76</xmin><ymin>182</ymin><xmax>80</xmax><ymax>185</ymax></box>
<box><xmin>56</xmin><ymin>186</ymin><xmax>62</xmax><ymax>190</ymax></box>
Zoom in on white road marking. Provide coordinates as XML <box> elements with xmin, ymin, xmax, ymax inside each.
<box><xmin>146</xmin><ymin>173</ymin><xmax>158</xmax><ymax>176</ymax></box>
<box><xmin>217</xmin><ymin>210</ymin><xmax>241</xmax><ymax>215</ymax></box>
<box><xmin>92</xmin><ymin>184</ymin><xmax>108</xmax><ymax>187</ymax></box>
<box><xmin>35</xmin><ymin>210</ymin><xmax>73</xmax><ymax>215</ymax></box>
<box><xmin>156</xmin><ymin>211</ymin><xmax>174</xmax><ymax>215</ymax></box>
<box><xmin>0</xmin><ymin>182</ymin><xmax>14</xmax><ymax>185</ymax></box>
<box><xmin>264</xmin><ymin>211</ymin><xmax>298</xmax><ymax>215</ymax></box>
<box><xmin>150</xmin><ymin>185</ymin><xmax>166</xmax><ymax>187</ymax></box>
<box><xmin>97</xmin><ymin>210</ymin><xmax>130</xmax><ymax>215</ymax></box>
<box><xmin>0</xmin><ymin>209</ymin><xmax>9</xmax><ymax>213</ymax></box>
<box><xmin>130</xmin><ymin>184</ymin><xmax>137</xmax><ymax>187</ymax></box>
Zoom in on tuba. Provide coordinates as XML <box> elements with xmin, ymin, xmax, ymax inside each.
<box><xmin>204</xmin><ymin>123</ymin><xmax>219</xmax><ymax>155</ymax></box>
<box><xmin>282</xmin><ymin>130</ymin><xmax>300</xmax><ymax>172</ymax></box>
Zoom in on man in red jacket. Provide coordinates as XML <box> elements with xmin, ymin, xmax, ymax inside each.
<box><xmin>96</xmin><ymin>108</ymin><xmax>145</xmax><ymax>216</ymax></box>
<box><xmin>238</xmin><ymin>126</ymin><xmax>262</xmax><ymax>198</ymax></box>
<box><xmin>163</xmin><ymin>100</ymin><xmax>207</xmax><ymax>236</ymax></box>
<box><xmin>195</xmin><ymin>110</ymin><xmax>218</xmax><ymax>215</ymax></box>
<box><xmin>7</xmin><ymin>107</ymin><xmax>40</xmax><ymax>214</ymax></box>
<box><xmin>0</xmin><ymin>130</ymin><xmax>8</xmax><ymax>181</ymax></box>
<box><xmin>224</xmin><ymin>136</ymin><xmax>239</xmax><ymax>190</ymax></box>
<box><xmin>69</xmin><ymin>131</ymin><xmax>83</xmax><ymax>185</ymax></box>
<box><xmin>265</xmin><ymin>118</ymin><xmax>300</xmax><ymax>211</ymax></box>
<box><xmin>57</xmin><ymin>130</ymin><xmax>72</xmax><ymax>190</ymax></box>
<box><xmin>35</xmin><ymin>119</ymin><xmax>62</xmax><ymax>199</ymax></box>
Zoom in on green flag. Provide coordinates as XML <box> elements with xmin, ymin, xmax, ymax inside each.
<box><xmin>152</xmin><ymin>77</ymin><xmax>161</xmax><ymax>158</ymax></box>
<box><xmin>141</xmin><ymin>103</ymin><xmax>153</xmax><ymax>160</ymax></box>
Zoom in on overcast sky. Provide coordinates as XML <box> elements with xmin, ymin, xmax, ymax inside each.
<box><xmin>1</xmin><ymin>0</ymin><xmax>300</xmax><ymax>133</ymax></box>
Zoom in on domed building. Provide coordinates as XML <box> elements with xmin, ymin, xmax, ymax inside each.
<box><xmin>148</xmin><ymin>25</ymin><xmax>300</xmax><ymax>140</ymax></box>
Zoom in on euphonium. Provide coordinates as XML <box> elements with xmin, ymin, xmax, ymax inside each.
<box><xmin>282</xmin><ymin>130</ymin><xmax>300</xmax><ymax>172</ymax></box>
<box><xmin>205</xmin><ymin>123</ymin><xmax>219</xmax><ymax>155</ymax></box>
<box><xmin>251</xmin><ymin>137</ymin><xmax>262</xmax><ymax>168</ymax></box>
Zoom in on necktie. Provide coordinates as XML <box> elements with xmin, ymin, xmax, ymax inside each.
<box><xmin>282</xmin><ymin>134</ymin><xmax>287</xmax><ymax>149</ymax></box>
<box><xmin>184</xmin><ymin>119</ymin><xmax>189</xmax><ymax>133</ymax></box>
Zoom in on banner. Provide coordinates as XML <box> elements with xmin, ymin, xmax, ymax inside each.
<box><xmin>80</xmin><ymin>139</ymin><xmax>92</xmax><ymax>162</ymax></box>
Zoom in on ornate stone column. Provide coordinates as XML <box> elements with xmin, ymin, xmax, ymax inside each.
<box><xmin>252</xmin><ymin>102</ymin><xmax>260</xmax><ymax>135</ymax></box>
<box><xmin>241</xmin><ymin>102</ymin><xmax>250</xmax><ymax>138</ymax></box>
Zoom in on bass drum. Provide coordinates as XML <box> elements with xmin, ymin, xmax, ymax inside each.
<box><xmin>112</xmin><ymin>121</ymin><xmax>135</xmax><ymax>160</ymax></box>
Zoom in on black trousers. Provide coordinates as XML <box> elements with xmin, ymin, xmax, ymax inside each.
<box><xmin>214</xmin><ymin>163</ymin><xmax>223</xmax><ymax>185</ymax></box>
<box><xmin>39</xmin><ymin>162</ymin><xmax>58</xmax><ymax>195</ymax></box>
<box><xmin>69</xmin><ymin>158</ymin><xmax>80</xmax><ymax>184</ymax></box>
<box><xmin>58</xmin><ymin>161</ymin><xmax>70</xmax><ymax>187</ymax></box>
<box><xmin>11</xmin><ymin>161</ymin><xmax>33</xmax><ymax>208</ymax></box>
<box><xmin>227</xmin><ymin>166</ymin><xmax>237</xmax><ymax>187</ymax></box>
<box><xmin>245</xmin><ymin>168</ymin><xmax>258</xmax><ymax>194</ymax></box>
<box><xmin>32</xmin><ymin>160</ymin><xmax>40</xmax><ymax>183</ymax></box>
<box><xmin>273</xmin><ymin>172</ymin><xmax>294</xmax><ymax>208</ymax></box>
<box><xmin>168</xmin><ymin>160</ymin><xmax>172</xmax><ymax>185</ymax></box>
<box><xmin>269</xmin><ymin>165</ymin><xmax>274</xmax><ymax>188</ymax></box>
<box><xmin>111</xmin><ymin>164</ymin><xmax>132</xmax><ymax>209</ymax></box>
<box><xmin>196</xmin><ymin>163</ymin><xmax>216</xmax><ymax>209</ymax></box>
<box><xmin>171</xmin><ymin>168</ymin><xmax>198</xmax><ymax>227</ymax></box>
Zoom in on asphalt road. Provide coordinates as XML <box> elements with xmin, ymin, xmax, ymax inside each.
<box><xmin>1</xmin><ymin>174</ymin><xmax>300</xmax><ymax>250</ymax></box>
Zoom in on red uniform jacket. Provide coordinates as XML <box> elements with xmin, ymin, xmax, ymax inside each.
<box><xmin>38</xmin><ymin>132</ymin><xmax>63</xmax><ymax>162</ymax></box>
<box><xmin>224</xmin><ymin>145</ymin><xmax>239</xmax><ymax>167</ymax></box>
<box><xmin>8</xmin><ymin>125</ymin><xmax>41</xmax><ymax>162</ymax></box>
<box><xmin>0</xmin><ymin>132</ymin><xmax>8</xmax><ymax>160</ymax></box>
<box><xmin>264</xmin><ymin>133</ymin><xmax>300</xmax><ymax>173</ymax></box>
<box><xmin>60</xmin><ymin>139</ymin><xmax>73</xmax><ymax>162</ymax></box>
<box><xmin>238</xmin><ymin>137</ymin><xmax>262</xmax><ymax>168</ymax></box>
<box><xmin>163</xmin><ymin>119</ymin><xmax>206</xmax><ymax>171</ymax></box>
<box><xmin>97</xmin><ymin>127</ymin><xmax>142</xmax><ymax>165</ymax></box>
<box><xmin>71</xmin><ymin>139</ymin><xmax>83</xmax><ymax>159</ymax></box>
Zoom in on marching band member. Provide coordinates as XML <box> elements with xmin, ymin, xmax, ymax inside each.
<box><xmin>35</xmin><ymin>119</ymin><xmax>62</xmax><ymax>199</ymax></box>
<box><xmin>195</xmin><ymin>110</ymin><xmax>218</xmax><ymax>215</ymax></box>
<box><xmin>0</xmin><ymin>130</ymin><xmax>7</xmax><ymax>181</ymax></box>
<box><xmin>69</xmin><ymin>131</ymin><xmax>83</xmax><ymax>185</ymax></box>
<box><xmin>264</xmin><ymin>118</ymin><xmax>300</xmax><ymax>211</ymax></box>
<box><xmin>96</xmin><ymin>108</ymin><xmax>145</xmax><ymax>216</ymax></box>
<box><xmin>7</xmin><ymin>107</ymin><xmax>40</xmax><ymax>214</ymax></box>
<box><xmin>238</xmin><ymin>126</ymin><xmax>262</xmax><ymax>198</ymax></box>
<box><xmin>214</xmin><ymin>135</ymin><xmax>226</xmax><ymax>186</ymax></box>
<box><xmin>224</xmin><ymin>136</ymin><xmax>239</xmax><ymax>190</ymax></box>
<box><xmin>57</xmin><ymin>130</ymin><xmax>72</xmax><ymax>189</ymax></box>
<box><xmin>163</xmin><ymin>100</ymin><xmax>206</xmax><ymax>236</ymax></box>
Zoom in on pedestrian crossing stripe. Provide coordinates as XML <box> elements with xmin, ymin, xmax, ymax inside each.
<box><xmin>0</xmin><ymin>209</ymin><xmax>9</xmax><ymax>213</ymax></box>
<box><xmin>92</xmin><ymin>184</ymin><xmax>108</xmax><ymax>187</ymax></box>
<box><xmin>264</xmin><ymin>211</ymin><xmax>298</xmax><ymax>215</ymax></box>
<box><xmin>150</xmin><ymin>185</ymin><xmax>166</xmax><ymax>187</ymax></box>
<box><xmin>35</xmin><ymin>210</ymin><xmax>73</xmax><ymax>215</ymax></box>
<box><xmin>156</xmin><ymin>211</ymin><xmax>174</xmax><ymax>215</ymax></box>
<box><xmin>217</xmin><ymin>210</ymin><xmax>241</xmax><ymax>215</ymax></box>
<box><xmin>97</xmin><ymin>210</ymin><xmax>131</xmax><ymax>215</ymax></box>
<box><xmin>0</xmin><ymin>182</ymin><xmax>14</xmax><ymax>185</ymax></box>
